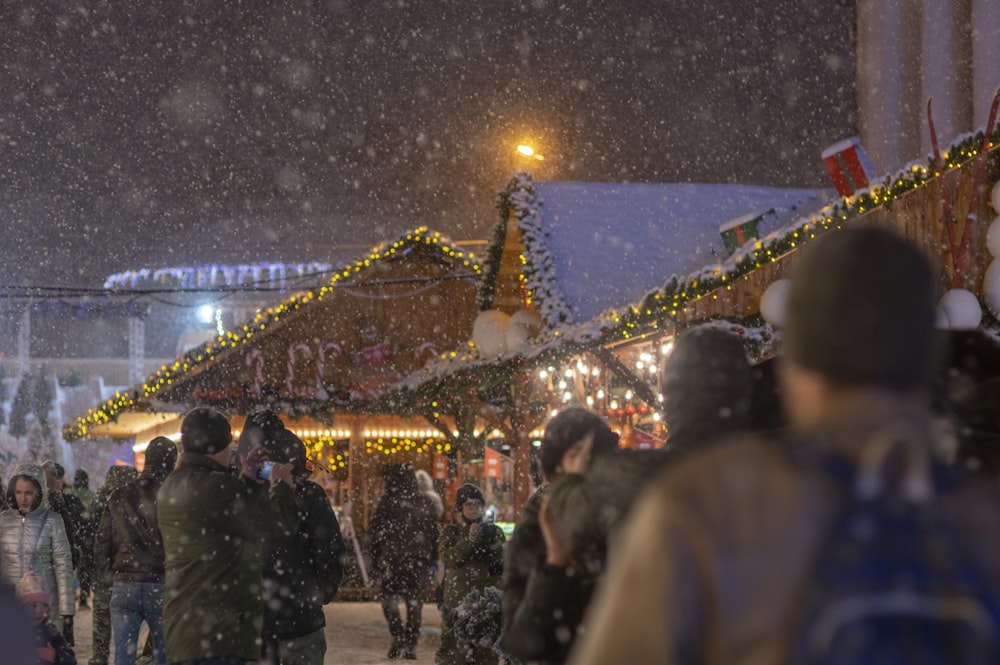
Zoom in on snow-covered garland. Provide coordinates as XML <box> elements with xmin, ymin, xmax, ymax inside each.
<box><xmin>603</xmin><ymin>126</ymin><xmax>1000</xmax><ymax>342</ymax></box>
<box><xmin>476</xmin><ymin>221</ymin><xmax>508</xmax><ymax>311</ymax></box>
<box><xmin>104</xmin><ymin>261</ymin><xmax>334</xmax><ymax>290</ymax></box>
<box><xmin>497</xmin><ymin>173</ymin><xmax>574</xmax><ymax>326</ymax></box>
<box><xmin>65</xmin><ymin>227</ymin><xmax>481</xmax><ymax>441</ymax></box>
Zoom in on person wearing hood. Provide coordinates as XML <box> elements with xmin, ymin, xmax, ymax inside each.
<box><xmin>436</xmin><ymin>483</ymin><xmax>505</xmax><ymax>665</ymax></box>
<box><xmin>0</xmin><ymin>463</ymin><xmax>76</xmax><ymax>637</ymax></box>
<box><xmin>93</xmin><ymin>437</ymin><xmax>178</xmax><ymax>665</ymax></box>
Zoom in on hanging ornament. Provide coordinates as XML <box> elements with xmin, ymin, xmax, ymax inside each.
<box><xmin>992</xmin><ymin>180</ymin><xmax>1000</xmax><ymax>213</ymax></box>
<box><xmin>471</xmin><ymin>310</ymin><xmax>511</xmax><ymax>357</ymax></box>
<box><xmin>982</xmin><ymin>261</ymin><xmax>1000</xmax><ymax>319</ymax></box>
<box><xmin>938</xmin><ymin>288</ymin><xmax>982</xmax><ymax>330</ymax></box>
<box><xmin>759</xmin><ymin>279</ymin><xmax>792</xmax><ymax>327</ymax></box>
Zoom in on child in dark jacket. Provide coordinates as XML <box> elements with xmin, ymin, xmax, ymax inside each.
<box><xmin>16</xmin><ymin>572</ymin><xmax>76</xmax><ymax>665</ymax></box>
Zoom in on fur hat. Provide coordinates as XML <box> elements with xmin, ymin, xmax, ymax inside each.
<box><xmin>15</xmin><ymin>572</ymin><xmax>49</xmax><ymax>605</ymax></box>
<box><xmin>144</xmin><ymin>437</ymin><xmax>179</xmax><ymax>475</ymax></box>
<box><xmin>180</xmin><ymin>407</ymin><xmax>233</xmax><ymax>454</ymax></box>
<box><xmin>539</xmin><ymin>408</ymin><xmax>619</xmax><ymax>480</ymax></box>
<box><xmin>454</xmin><ymin>483</ymin><xmax>485</xmax><ymax>510</ymax></box>
<box><xmin>782</xmin><ymin>226</ymin><xmax>937</xmax><ymax>391</ymax></box>
<box><xmin>270</xmin><ymin>429</ymin><xmax>308</xmax><ymax>477</ymax></box>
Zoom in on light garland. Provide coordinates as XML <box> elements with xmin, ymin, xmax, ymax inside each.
<box><xmin>66</xmin><ymin>227</ymin><xmax>481</xmax><ymax>441</ymax></box>
<box><xmin>364</xmin><ymin>436</ymin><xmax>450</xmax><ymax>455</ymax></box>
<box><xmin>104</xmin><ymin>261</ymin><xmax>334</xmax><ymax>290</ymax></box>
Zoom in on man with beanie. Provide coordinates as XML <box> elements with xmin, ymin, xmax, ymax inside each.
<box><xmin>260</xmin><ymin>427</ymin><xmax>345</xmax><ymax>665</ymax></box>
<box><xmin>93</xmin><ymin>436</ymin><xmax>178</xmax><ymax>665</ymax></box>
<box><xmin>568</xmin><ymin>226</ymin><xmax>1000</xmax><ymax>665</ymax></box>
<box><xmin>157</xmin><ymin>407</ymin><xmax>299</xmax><ymax>665</ymax></box>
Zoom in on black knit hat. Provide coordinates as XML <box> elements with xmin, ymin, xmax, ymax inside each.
<box><xmin>661</xmin><ymin>327</ymin><xmax>752</xmax><ymax>443</ymax></box>
<box><xmin>782</xmin><ymin>226</ymin><xmax>937</xmax><ymax>391</ymax></box>
<box><xmin>144</xmin><ymin>436</ymin><xmax>179</xmax><ymax>475</ymax></box>
<box><xmin>454</xmin><ymin>483</ymin><xmax>485</xmax><ymax>510</ymax></box>
<box><xmin>180</xmin><ymin>407</ymin><xmax>233</xmax><ymax>454</ymax></box>
<box><xmin>540</xmin><ymin>408</ymin><xmax>619</xmax><ymax>479</ymax></box>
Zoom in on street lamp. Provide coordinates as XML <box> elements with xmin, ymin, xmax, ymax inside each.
<box><xmin>516</xmin><ymin>144</ymin><xmax>545</xmax><ymax>160</ymax></box>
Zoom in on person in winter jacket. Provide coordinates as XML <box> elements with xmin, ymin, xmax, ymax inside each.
<box><xmin>157</xmin><ymin>407</ymin><xmax>299</xmax><ymax>664</ymax></box>
<box><xmin>93</xmin><ymin>437</ymin><xmax>177</xmax><ymax>665</ymax></box>
<box><xmin>71</xmin><ymin>469</ymin><xmax>96</xmax><ymax>610</ymax></box>
<box><xmin>0</xmin><ymin>463</ymin><xmax>75</xmax><ymax>637</ymax></box>
<box><xmin>370</xmin><ymin>463</ymin><xmax>439</xmax><ymax>659</ymax></box>
<box><xmin>437</xmin><ymin>483</ymin><xmax>505</xmax><ymax>665</ymax></box>
<box><xmin>258</xmin><ymin>426</ymin><xmax>345</xmax><ymax>665</ymax></box>
<box><xmin>568</xmin><ymin>226</ymin><xmax>1000</xmax><ymax>665</ymax></box>
<box><xmin>501</xmin><ymin>408</ymin><xmax>618</xmax><ymax>644</ymax></box>
<box><xmin>86</xmin><ymin>464</ymin><xmax>138</xmax><ymax>665</ymax></box>
<box><xmin>16</xmin><ymin>570</ymin><xmax>76</xmax><ymax>665</ymax></box>
<box><xmin>42</xmin><ymin>460</ymin><xmax>88</xmax><ymax>644</ymax></box>
<box><xmin>501</xmin><ymin>473</ymin><xmax>603</xmax><ymax>665</ymax></box>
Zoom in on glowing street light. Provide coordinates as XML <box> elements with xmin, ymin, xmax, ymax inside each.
<box><xmin>516</xmin><ymin>144</ymin><xmax>545</xmax><ymax>160</ymax></box>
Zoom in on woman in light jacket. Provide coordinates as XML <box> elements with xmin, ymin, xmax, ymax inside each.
<box><xmin>0</xmin><ymin>463</ymin><xmax>75</xmax><ymax>635</ymax></box>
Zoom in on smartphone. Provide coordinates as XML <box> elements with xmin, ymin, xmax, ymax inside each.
<box><xmin>257</xmin><ymin>460</ymin><xmax>275</xmax><ymax>481</ymax></box>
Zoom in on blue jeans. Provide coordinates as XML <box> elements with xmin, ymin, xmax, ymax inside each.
<box><xmin>110</xmin><ymin>580</ymin><xmax>167</xmax><ymax>665</ymax></box>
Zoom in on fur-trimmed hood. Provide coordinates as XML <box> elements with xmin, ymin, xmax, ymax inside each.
<box><xmin>5</xmin><ymin>463</ymin><xmax>48</xmax><ymax>513</ymax></box>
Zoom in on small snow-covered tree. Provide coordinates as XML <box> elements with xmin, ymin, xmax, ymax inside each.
<box><xmin>7</xmin><ymin>373</ymin><xmax>33</xmax><ymax>440</ymax></box>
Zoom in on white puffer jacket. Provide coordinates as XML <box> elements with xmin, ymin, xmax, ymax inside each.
<box><xmin>0</xmin><ymin>463</ymin><xmax>75</xmax><ymax>618</ymax></box>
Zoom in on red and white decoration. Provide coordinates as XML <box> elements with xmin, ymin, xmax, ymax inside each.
<box><xmin>821</xmin><ymin>137</ymin><xmax>877</xmax><ymax>197</ymax></box>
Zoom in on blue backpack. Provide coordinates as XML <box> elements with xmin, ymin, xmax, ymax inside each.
<box><xmin>788</xmin><ymin>433</ymin><xmax>1000</xmax><ymax>664</ymax></box>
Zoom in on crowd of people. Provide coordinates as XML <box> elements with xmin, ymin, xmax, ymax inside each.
<box><xmin>3</xmin><ymin>226</ymin><xmax>1000</xmax><ymax>664</ymax></box>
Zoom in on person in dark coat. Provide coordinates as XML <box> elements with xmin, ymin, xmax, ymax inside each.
<box><xmin>42</xmin><ymin>461</ymin><xmax>88</xmax><ymax>646</ymax></box>
<box><xmin>370</xmin><ymin>463</ymin><xmax>439</xmax><ymax>660</ymax></box>
<box><xmin>85</xmin><ymin>464</ymin><xmax>138</xmax><ymax>665</ymax></box>
<box><xmin>157</xmin><ymin>407</ymin><xmax>299</xmax><ymax>664</ymax></box>
<box><xmin>501</xmin><ymin>408</ymin><xmax>618</xmax><ymax>644</ymax></box>
<box><xmin>437</xmin><ymin>483</ymin><xmax>505</xmax><ymax>665</ymax></box>
<box><xmin>93</xmin><ymin>436</ymin><xmax>177</xmax><ymax>665</ymax></box>
<box><xmin>502</xmin><ymin>473</ymin><xmax>603</xmax><ymax>665</ymax></box>
<box><xmin>260</xmin><ymin>427</ymin><xmax>345</xmax><ymax>665</ymax></box>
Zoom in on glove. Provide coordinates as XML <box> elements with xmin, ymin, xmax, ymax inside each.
<box><xmin>61</xmin><ymin>615</ymin><xmax>74</xmax><ymax>646</ymax></box>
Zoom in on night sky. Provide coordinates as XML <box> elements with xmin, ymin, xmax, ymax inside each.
<box><xmin>0</xmin><ymin>0</ymin><xmax>856</xmax><ymax>289</ymax></box>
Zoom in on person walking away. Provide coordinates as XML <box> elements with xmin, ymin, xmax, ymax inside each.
<box><xmin>17</xmin><ymin>571</ymin><xmax>76</xmax><ymax>665</ymax></box>
<box><xmin>70</xmin><ymin>470</ymin><xmax>96</xmax><ymax>610</ymax></box>
<box><xmin>93</xmin><ymin>437</ymin><xmax>177</xmax><ymax>665</ymax></box>
<box><xmin>43</xmin><ymin>460</ymin><xmax>88</xmax><ymax>644</ymax></box>
<box><xmin>260</xmin><ymin>427</ymin><xmax>345</xmax><ymax>665</ymax></box>
<box><xmin>414</xmin><ymin>469</ymin><xmax>444</xmax><ymax>519</ymax></box>
<box><xmin>437</xmin><ymin>483</ymin><xmax>505</xmax><ymax>665</ymax></box>
<box><xmin>568</xmin><ymin>226</ymin><xmax>1000</xmax><ymax>665</ymax></box>
<box><xmin>157</xmin><ymin>406</ymin><xmax>299</xmax><ymax>664</ymax></box>
<box><xmin>85</xmin><ymin>465</ymin><xmax>137</xmax><ymax>665</ymax></box>
<box><xmin>370</xmin><ymin>463</ymin><xmax>439</xmax><ymax>659</ymax></box>
<box><xmin>0</xmin><ymin>464</ymin><xmax>75</xmax><ymax>637</ymax></box>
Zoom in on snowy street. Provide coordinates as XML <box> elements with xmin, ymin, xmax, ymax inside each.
<box><xmin>70</xmin><ymin>600</ymin><xmax>445</xmax><ymax>665</ymax></box>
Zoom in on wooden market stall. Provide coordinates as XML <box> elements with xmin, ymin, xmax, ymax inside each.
<box><xmin>66</xmin><ymin>227</ymin><xmax>483</xmax><ymax>527</ymax></box>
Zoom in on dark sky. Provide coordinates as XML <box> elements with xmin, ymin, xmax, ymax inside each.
<box><xmin>0</xmin><ymin>0</ymin><xmax>856</xmax><ymax>288</ymax></box>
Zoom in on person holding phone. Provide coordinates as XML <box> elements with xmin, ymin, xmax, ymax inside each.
<box><xmin>436</xmin><ymin>484</ymin><xmax>505</xmax><ymax>665</ymax></box>
<box><xmin>157</xmin><ymin>407</ymin><xmax>300</xmax><ymax>665</ymax></box>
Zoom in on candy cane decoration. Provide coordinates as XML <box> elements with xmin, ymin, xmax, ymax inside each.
<box><xmin>414</xmin><ymin>341</ymin><xmax>437</xmax><ymax>361</ymax></box>
<box><xmin>317</xmin><ymin>342</ymin><xmax>342</xmax><ymax>394</ymax></box>
<box><xmin>287</xmin><ymin>342</ymin><xmax>313</xmax><ymax>397</ymax></box>
<box><xmin>245</xmin><ymin>349</ymin><xmax>265</xmax><ymax>398</ymax></box>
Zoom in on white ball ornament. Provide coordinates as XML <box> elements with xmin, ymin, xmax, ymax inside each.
<box><xmin>992</xmin><ymin>180</ymin><xmax>1000</xmax><ymax>214</ymax></box>
<box><xmin>938</xmin><ymin>288</ymin><xmax>982</xmax><ymax>330</ymax></box>
<box><xmin>983</xmin><ymin>261</ymin><xmax>1000</xmax><ymax>319</ymax></box>
<box><xmin>506</xmin><ymin>323</ymin><xmax>534</xmax><ymax>352</ymax></box>
<box><xmin>509</xmin><ymin>309</ymin><xmax>543</xmax><ymax>335</ymax></box>
<box><xmin>759</xmin><ymin>279</ymin><xmax>792</xmax><ymax>327</ymax></box>
<box><xmin>987</xmin><ymin>217</ymin><xmax>1000</xmax><ymax>258</ymax></box>
<box><xmin>471</xmin><ymin>310</ymin><xmax>511</xmax><ymax>357</ymax></box>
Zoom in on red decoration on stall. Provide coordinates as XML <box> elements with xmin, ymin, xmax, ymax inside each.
<box><xmin>484</xmin><ymin>447</ymin><xmax>502</xmax><ymax>479</ymax></box>
<box><xmin>432</xmin><ymin>453</ymin><xmax>449</xmax><ymax>480</ymax></box>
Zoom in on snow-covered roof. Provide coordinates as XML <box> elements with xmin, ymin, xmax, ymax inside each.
<box><xmin>501</xmin><ymin>173</ymin><xmax>832</xmax><ymax>326</ymax></box>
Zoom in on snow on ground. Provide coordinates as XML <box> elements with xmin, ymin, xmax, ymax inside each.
<box><xmin>71</xmin><ymin>600</ymin><xmax>453</xmax><ymax>665</ymax></box>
